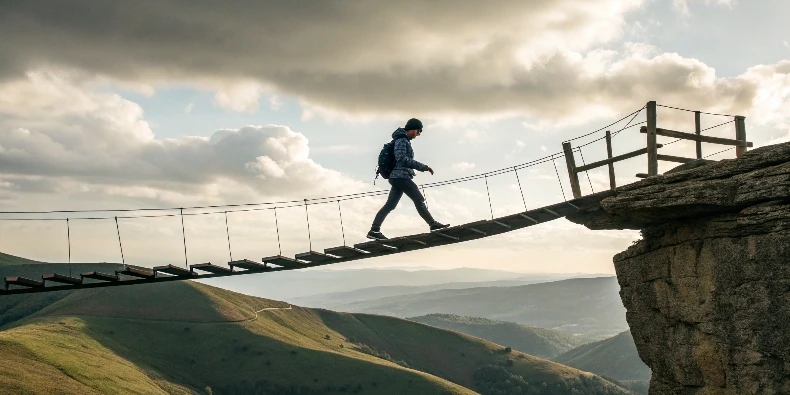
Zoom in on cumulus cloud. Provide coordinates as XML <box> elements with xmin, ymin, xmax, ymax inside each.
<box><xmin>672</xmin><ymin>0</ymin><xmax>736</xmax><ymax>17</ymax></box>
<box><xmin>0</xmin><ymin>72</ymin><xmax>367</xmax><ymax>209</ymax></box>
<box><xmin>451</xmin><ymin>162</ymin><xmax>476</xmax><ymax>172</ymax></box>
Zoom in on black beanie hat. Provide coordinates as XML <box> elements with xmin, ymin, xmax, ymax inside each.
<box><xmin>404</xmin><ymin>118</ymin><xmax>423</xmax><ymax>131</ymax></box>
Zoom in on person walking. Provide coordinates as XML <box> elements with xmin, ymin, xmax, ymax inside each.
<box><xmin>368</xmin><ymin>118</ymin><xmax>449</xmax><ymax>240</ymax></box>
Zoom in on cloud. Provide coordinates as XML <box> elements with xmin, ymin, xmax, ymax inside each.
<box><xmin>672</xmin><ymin>0</ymin><xmax>736</xmax><ymax>17</ymax></box>
<box><xmin>0</xmin><ymin>71</ymin><xmax>368</xmax><ymax>209</ymax></box>
<box><xmin>451</xmin><ymin>162</ymin><xmax>476</xmax><ymax>172</ymax></box>
<box><xmin>0</xmin><ymin>0</ymin><xmax>647</xmax><ymax>120</ymax></box>
<box><xmin>0</xmin><ymin>0</ymin><xmax>784</xmax><ymax>126</ymax></box>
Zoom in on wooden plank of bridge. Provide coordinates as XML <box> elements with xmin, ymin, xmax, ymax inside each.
<box><xmin>562</xmin><ymin>142</ymin><xmax>582</xmax><ymax>199</ymax></box>
<box><xmin>353</xmin><ymin>240</ymin><xmax>397</xmax><ymax>254</ymax></box>
<box><xmin>324</xmin><ymin>245</ymin><xmax>369</xmax><ymax>259</ymax></box>
<box><xmin>81</xmin><ymin>271</ymin><xmax>119</xmax><ymax>282</ymax></box>
<box><xmin>154</xmin><ymin>264</ymin><xmax>195</xmax><ymax>277</ymax></box>
<box><xmin>42</xmin><ymin>273</ymin><xmax>82</xmax><ymax>285</ymax></box>
<box><xmin>294</xmin><ymin>251</ymin><xmax>336</xmax><ymax>264</ymax></box>
<box><xmin>191</xmin><ymin>262</ymin><xmax>233</xmax><ymax>274</ymax></box>
<box><xmin>116</xmin><ymin>265</ymin><xmax>155</xmax><ymax>279</ymax></box>
<box><xmin>735</xmin><ymin>116</ymin><xmax>747</xmax><ymax>157</ymax></box>
<box><xmin>646</xmin><ymin>101</ymin><xmax>658</xmax><ymax>177</ymax></box>
<box><xmin>262</xmin><ymin>256</ymin><xmax>305</xmax><ymax>269</ymax></box>
<box><xmin>640</xmin><ymin>127</ymin><xmax>753</xmax><ymax>147</ymax></box>
<box><xmin>605</xmin><ymin>131</ymin><xmax>616</xmax><ymax>190</ymax></box>
<box><xmin>229</xmin><ymin>259</ymin><xmax>268</xmax><ymax>271</ymax></box>
<box><xmin>424</xmin><ymin>221</ymin><xmax>488</xmax><ymax>244</ymax></box>
<box><xmin>4</xmin><ymin>276</ymin><xmax>44</xmax><ymax>290</ymax></box>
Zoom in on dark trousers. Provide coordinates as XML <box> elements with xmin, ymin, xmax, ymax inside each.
<box><xmin>371</xmin><ymin>178</ymin><xmax>435</xmax><ymax>230</ymax></box>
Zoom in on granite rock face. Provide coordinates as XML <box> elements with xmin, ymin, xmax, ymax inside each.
<box><xmin>567</xmin><ymin>143</ymin><xmax>790</xmax><ymax>394</ymax></box>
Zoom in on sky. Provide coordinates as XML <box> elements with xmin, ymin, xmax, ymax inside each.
<box><xmin>0</xmin><ymin>0</ymin><xmax>789</xmax><ymax>276</ymax></box>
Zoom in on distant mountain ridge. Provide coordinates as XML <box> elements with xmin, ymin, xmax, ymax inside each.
<box><xmin>290</xmin><ymin>276</ymin><xmax>597</xmax><ymax>309</ymax></box>
<box><xmin>324</xmin><ymin>276</ymin><xmax>628</xmax><ymax>338</ymax></box>
<box><xmin>205</xmin><ymin>266</ymin><xmax>609</xmax><ymax>300</ymax></box>
<box><xmin>409</xmin><ymin>314</ymin><xmax>592</xmax><ymax>359</ymax></box>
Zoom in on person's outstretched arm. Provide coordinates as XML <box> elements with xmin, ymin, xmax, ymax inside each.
<box><xmin>394</xmin><ymin>138</ymin><xmax>430</xmax><ymax>172</ymax></box>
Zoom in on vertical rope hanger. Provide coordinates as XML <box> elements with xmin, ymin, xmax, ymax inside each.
<box><xmin>513</xmin><ymin>166</ymin><xmax>527</xmax><ymax>211</ymax></box>
<box><xmin>551</xmin><ymin>155</ymin><xmax>567</xmax><ymax>201</ymax></box>
<box><xmin>274</xmin><ymin>207</ymin><xmax>282</xmax><ymax>256</ymax></box>
<box><xmin>179</xmin><ymin>208</ymin><xmax>188</xmax><ymax>268</ymax></box>
<box><xmin>114</xmin><ymin>216</ymin><xmax>125</xmax><ymax>267</ymax></box>
<box><xmin>303</xmin><ymin>199</ymin><xmax>313</xmax><ymax>252</ymax></box>
<box><xmin>336</xmin><ymin>200</ymin><xmax>346</xmax><ymax>246</ymax></box>
<box><xmin>420</xmin><ymin>185</ymin><xmax>429</xmax><ymax>209</ymax></box>
<box><xmin>224</xmin><ymin>211</ymin><xmax>233</xmax><ymax>262</ymax></box>
<box><xmin>66</xmin><ymin>218</ymin><xmax>72</xmax><ymax>277</ymax></box>
<box><xmin>577</xmin><ymin>148</ymin><xmax>595</xmax><ymax>194</ymax></box>
<box><xmin>484</xmin><ymin>174</ymin><xmax>494</xmax><ymax>220</ymax></box>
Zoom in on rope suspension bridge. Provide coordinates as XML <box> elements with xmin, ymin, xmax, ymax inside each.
<box><xmin>0</xmin><ymin>101</ymin><xmax>753</xmax><ymax>295</ymax></box>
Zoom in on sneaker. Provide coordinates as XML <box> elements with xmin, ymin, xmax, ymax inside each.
<box><xmin>367</xmin><ymin>230</ymin><xmax>388</xmax><ymax>240</ymax></box>
<box><xmin>430</xmin><ymin>222</ymin><xmax>450</xmax><ymax>231</ymax></box>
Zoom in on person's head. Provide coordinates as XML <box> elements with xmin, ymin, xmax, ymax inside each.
<box><xmin>404</xmin><ymin>118</ymin><xmax>423</xmax><ymax>140</ymax></box>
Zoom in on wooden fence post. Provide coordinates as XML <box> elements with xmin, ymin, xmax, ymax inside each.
<box><xmin>695</xmin><ymin>111</ymin><xmax>702</xmax><ymax>159</ymax></box>
<box><xmin>735</xmin><ymin>116</ymin><xmax>747</xmax><ymax>157</ymax></box>
<box><xmin>605</xmin><ymin>131</ymin><xmax>616</xmax><ymax>190</ymax></box>
<box><xmin>646</xmin><ymin>101</ymin><xmax>658</xmax><ymax>176</ymax></box>
<box><xmin>562</xmin><ymin>142</ymin><xmax>582</xmax><ymax>199</ymax></box>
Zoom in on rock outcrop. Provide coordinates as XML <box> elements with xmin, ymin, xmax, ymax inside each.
<box><xmin>568</xmin><ymin>142</ymin><xmax>790</xmax><ymax>394</ymax></box>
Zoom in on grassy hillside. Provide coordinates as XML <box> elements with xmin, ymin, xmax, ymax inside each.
<box><xmin>0</xmin><ymin>252</ymin><xmax>42</xmax><ymax>266</ymax></box>
<box><xmin>552</xmin><ymin>331</ymin><xmax>650</xmax><ymax>381</ymax></box>
<box><xmin>409</xmin><ymin>314</ymin><xmax>592</xmax><ymax>359</ymax></box>
<box><xmin>0</xmin><ymin>281</ymin><xmax>632</xmax><ymax>394</ymax></box>
<box><xmin>552</xmin><ymin>331</ymin><xmax>650</xmax><ymax>394</ymax></box>
<box><xmin>329</xmin><ymin>277</ymin><xmax>627</xmax><ymax>338</ymax></box>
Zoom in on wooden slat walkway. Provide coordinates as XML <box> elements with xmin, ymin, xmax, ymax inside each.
<box><xmin>0</xmin><ymin>190</ymin><xmax>614</xmax><ymax>295</ymax></box>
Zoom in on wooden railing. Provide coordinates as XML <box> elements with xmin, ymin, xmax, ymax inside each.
<box><xmin>562</xmin><ymin>101</ymin><xmax>752</xmax><ymax>199</ymax></box>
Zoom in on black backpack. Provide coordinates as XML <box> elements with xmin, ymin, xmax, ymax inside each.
<box><xmin>375</xmin><ymin>136</ymin><xmax>407</xmax><ymax>182</ymax></box>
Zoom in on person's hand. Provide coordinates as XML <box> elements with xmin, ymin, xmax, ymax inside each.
<box><xmin>427</xmin><ymin>166</ymin><xmax>434</xmax><ymax>175</ymax></box>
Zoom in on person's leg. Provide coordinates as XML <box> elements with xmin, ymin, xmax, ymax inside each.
<box><xmin>394</xmin><ymin>178</ymin><xmax>437</xmax><ymax>226</ymax></box>
<box><xmin>371</xmin><ymin>181</ymin><xmax>404</xmax><ymax>231</ymax></box>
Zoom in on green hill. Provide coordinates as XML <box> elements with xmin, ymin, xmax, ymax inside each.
<box><xmin>409</xmin><ymin>314</ymin><xmax>592</xmax><ymax>359</ymax></box>
<box><xmin>328</xmin><ymin>277</ymin><xmax>627</xmax><ymax>338</ymax></box>
<box><xmin>0</xmin><ymin>251</ymin><xmax>47</xmax><ymax>266</ymax></box>
<box><xmin>552</xmin><ymin>331</ymin><xmax>651</xmax><ymax>394</ymax></box>
<box><xmin>0</xmin><ymin>279</ymin><xmax>632</xmax><ymax>394</ymax></box>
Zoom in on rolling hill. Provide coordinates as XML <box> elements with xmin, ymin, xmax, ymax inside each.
<box><xmin>0</xmin><ymin>280</ymin><xmax>633</xmax><ymax>394</ymax></box>
<box><xmin>325</xmin><ymin>277</ymin><xmax>628</xmax><ymax>338</ymax></box>
<box><xmin>409</xmin><ymin>314</ymin><xmax>592</xmax><ymax>359</ymax></box>
<box><xmin>552</xmin><ymin>331</ymin><xmax>651</xmax><ymax>394</ymax></box>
